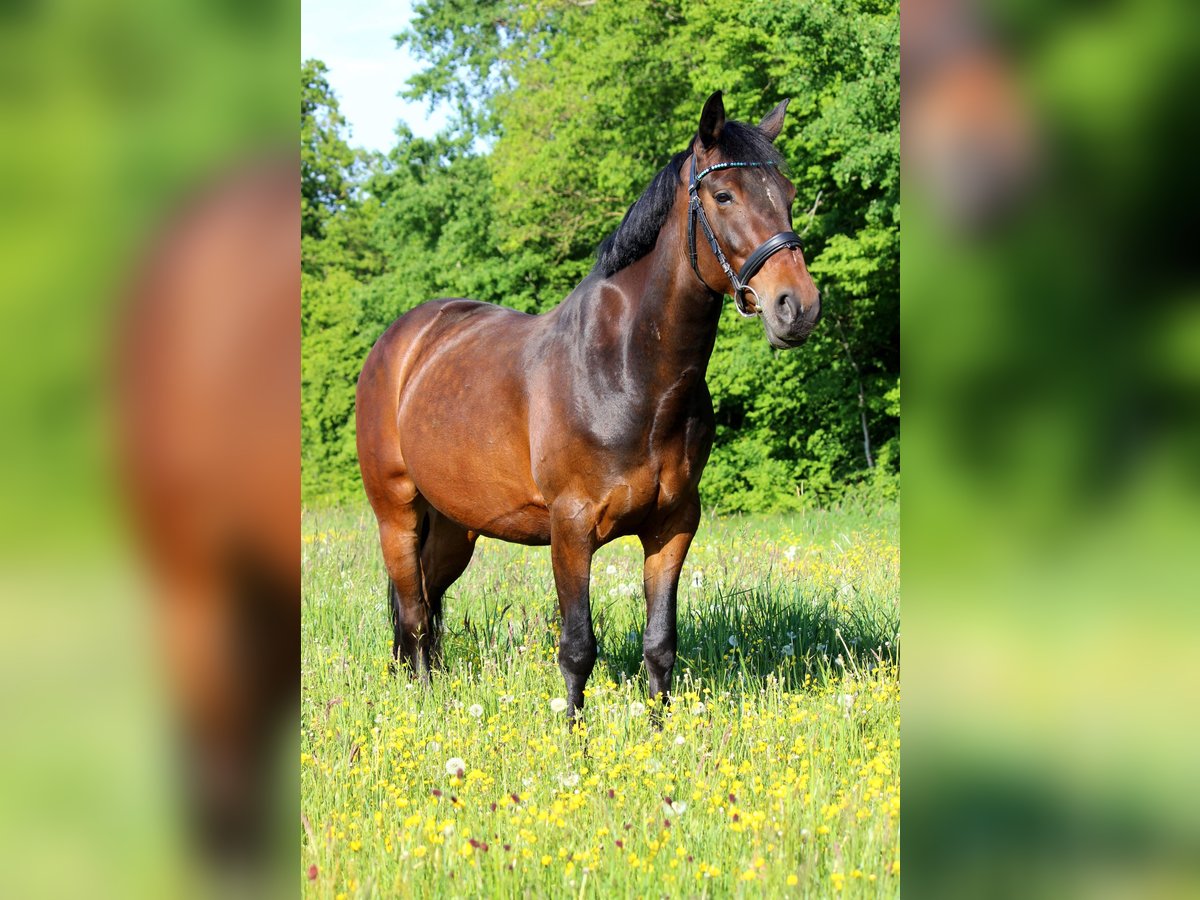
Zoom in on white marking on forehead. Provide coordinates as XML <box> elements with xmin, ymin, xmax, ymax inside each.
<box><xmin>761</xmin><ymin>171</ymin><xmax>780</xmax><ymax>211</ymax></box>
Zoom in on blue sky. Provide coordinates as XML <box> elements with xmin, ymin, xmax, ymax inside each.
<box><xmin>301</xmin><ymin>0</ymin><xmax>451</xmax><ymax>152</ymax></box>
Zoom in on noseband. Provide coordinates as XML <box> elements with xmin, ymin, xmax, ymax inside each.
<box><xmin>687</xmin><ymin>155</ymin><xmax>804</xmax><ymax>317</ymax></box>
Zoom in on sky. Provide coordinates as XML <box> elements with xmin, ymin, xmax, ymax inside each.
<box><xmin>300</xmin><ymin>0</ymin><xmax>452</xmax><ymax>153</ymax></box>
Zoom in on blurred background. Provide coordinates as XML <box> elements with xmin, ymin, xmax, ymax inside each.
<box><xmin>0</xmin><ymin>0</ymin><xmax>296</xmax><ymax>897</ymax></box>
<box><xmin>903</xmin><ymin>0</ymin><xmax>1200</xmax><ymax>895</ymax></box>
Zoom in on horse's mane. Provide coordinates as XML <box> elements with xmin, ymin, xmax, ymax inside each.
<box><xmin>593</xmin><ymin>119</ymin><xmax>785</xmax><ymax>277</ymax></box>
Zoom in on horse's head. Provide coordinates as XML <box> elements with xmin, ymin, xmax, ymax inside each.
<box><xmin>688</xmin><ymin>91</ymin><xmax>821</xmax><ymax>348</ymax></box>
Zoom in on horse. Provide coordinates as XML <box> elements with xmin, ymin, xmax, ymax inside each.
<box><xmin>119</xmin><ymin>158</ymin><xmax>299</xmax><ymax>857</ymax></box>
<box><xmin>356</xmin><ymin>91</ymin><xmax>821</xmax><ymax>717</ymax></box>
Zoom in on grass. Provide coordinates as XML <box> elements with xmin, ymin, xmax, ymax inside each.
<box><xmin>301</xmin><ymin>499</ymin><xmax>899</xmax><ymax>898</ymax></box>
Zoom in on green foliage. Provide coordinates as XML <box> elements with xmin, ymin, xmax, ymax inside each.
<box><xmin>301</xmin><ymin>59</ymin><xmax>357</xmax><ymax>243</ymax></box>
<box><xmin>301</xmin><ymin>0</ymin><xmax>899</xmax><ymax>511</ymax></box>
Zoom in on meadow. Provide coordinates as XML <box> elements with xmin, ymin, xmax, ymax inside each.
<box><xmin>301</xmin><ymin>499</ymin><xmax>899</xmax><ymax>898</ymax></box>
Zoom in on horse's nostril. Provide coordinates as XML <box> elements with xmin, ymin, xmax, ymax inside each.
<box><xmin>776</xmin><ymin>292</ymin><xmax>795</xmax><ymax>323</ymax></box>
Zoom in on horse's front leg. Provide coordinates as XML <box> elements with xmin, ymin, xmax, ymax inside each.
<box><xmin>639</xmin><ymin>496</ymin><xmax>701</xmax><ymax>707</ymax></box>
<box><xmin>550</xmin><ymin>503</ymin><xmax>598</xmax><ymax>719</ymax></box>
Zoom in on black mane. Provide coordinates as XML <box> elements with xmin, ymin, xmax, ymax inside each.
<box><xmin>594</xmin><ymin>119</ymin><xmax>785</xmax><ymax>277</ymax></box>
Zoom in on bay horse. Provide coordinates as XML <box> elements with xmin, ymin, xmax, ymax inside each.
<box><xmin>356</xmin><ymin>92</ymin><xmax>821</xmax><ymax>716</ymax></box>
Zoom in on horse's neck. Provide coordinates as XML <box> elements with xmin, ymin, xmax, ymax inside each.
<box><xmin>620</xmin><ymin>225</ymin><xmax>724</xmax><ymax>384</ymax></box>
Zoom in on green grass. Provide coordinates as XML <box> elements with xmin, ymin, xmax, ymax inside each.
<box><xmin>302</xmin><ymin>500</ymin><xmax>899</xmax><ymax>898</ymax></box>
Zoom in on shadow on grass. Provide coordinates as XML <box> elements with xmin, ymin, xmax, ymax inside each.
<box><xmin>445</xmin><ymin>578</ymin><xmax>899</xmax><ymax>695</ymax></box>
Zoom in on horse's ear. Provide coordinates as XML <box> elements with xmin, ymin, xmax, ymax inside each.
<box><xmin>758</xmin><ymin>98</ymin><xmax>790</xmax><ymax>142</ymax></box>
<box><xmin>698</xmin><ymin>91</ymin><xmax>725</xmax><ymax>149</ymax></box>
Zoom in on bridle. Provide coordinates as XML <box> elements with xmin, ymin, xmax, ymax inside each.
<box><xmin>687</xmin><ymin>155</ymin><xmax>804</xmax><ymax>317</ymax></box>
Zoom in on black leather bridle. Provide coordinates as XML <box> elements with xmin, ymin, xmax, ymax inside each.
<box><xmin>687</xmin><ymin>155</ymin><xmax>804</xmax><ymax>317</ymax></box>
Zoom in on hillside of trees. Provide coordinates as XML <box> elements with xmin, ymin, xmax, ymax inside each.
<box><xmin>301</xmin><ymin>0</ymin><xmax>898</xmax><ymax>512</ymax></box>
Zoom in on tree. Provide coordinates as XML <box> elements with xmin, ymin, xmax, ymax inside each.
<box><xmin>301</xmin><ymin>59</ymin><xmax>356</xmax><ymax>243</ymax></box>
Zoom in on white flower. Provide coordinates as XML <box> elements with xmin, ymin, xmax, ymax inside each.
<box><xmin>605</xmin><ymin>564</ymin><xmax>618</xmax><ymax>575</ymax></box>
<box><xmin>468</xmin><ymin>703</ymin><xmax>484</xmax><ymax>718</ymax></box>
<box><xmin>784</xmin><ymin>545</ymin><xmax>798</xmax><ymax>562</ymax></box>
<box><xmin>691</xmin><ymin>702</ymin><xmax>705</xmax><ymax>715</ymax></box>
<box><xmin>445</xmin><ymin>757</ymin><xmax>465</xmax><ymax>776</ymax></box>
<box><xmin>557</xmin><ymin>772</ymin><xmax>580</xmax><ymax>788</ymax></box>
<box><xmin>839</xmin><ymin>693</ymin><xmax>855</xmax><ymax>711</ymax></box>
<box><xmin>427</xmin><ymin>740</ymin><xmax>441</xmax><ymax>752</ymax></box>
<box><xmin>549</xmin><ymin>697</ymin><xmax>569</xmax><ymax>713</ymax></box>
<box><xmin>674</xmin><ymin>735</ymin><xmax>686</xmax><ymax>746</ymax></box>
<box><xmin>727</xmin><ymin>634</ymin><xmax>739</xmax><ymax>649</ymax></box>
<box><xmin>499</xmin><ymin>694</ymin><xmax>514</xmax><ymax>704</ymax></box>
<box><xmin>629</xmin><ymin>701</ymin><xmax>646</xmax><ymax>717</ymax></box>
<box><xmin>691</xmin><ymin>569</ymin><xmax>704</xmax><ymax>588</ymax></box>
<box><xmin>835</xmin><ymin>654</ymin><xmax>845</xmax><ymax>667</ymax></box>
<box><xmin>781</xmin><ymin>643</ymin><xmax>794</xmax><ymax>657</ymax></box>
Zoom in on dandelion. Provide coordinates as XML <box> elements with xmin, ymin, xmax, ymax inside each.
<box><xmin>787</xmin><ymin>874</ymin><xmax>799</xmax><ymax>886</ymax></box>
<box><xmin>674</xmin><ymin>735</ymin><xmax>685</xmax><ymax>745</ymax></box>
<box><xmin>606</xmin><ymin>564</ymin><xmax>618</xmax><ymax>575</ymax></box>
<box><xmin>691</xmin><ymin>702</ymin><xmax>706</xmax><ymax>715</ymax></box>
<box><xmin>445</xmin><ymin>757</ymin><xmax>466</xmax><ymax>776</ymax></box>
<box><xmin>412</xmin><ymin>846</ymin><xmax>427</xmax><ymax>858</ymax></box>
<box><xmin>549</xmin><ymin>697</ymin><xmax>568</xmax><ymax>713</ymax></box>
<box><xmin>557</xmin><ymin>772</ymin><xmax>580</xmax><ymax>788</ymax></box>
<box><xmin>468</xmin><ymin>703</ymin><xmax>484</xmax><ymax>718</ymax></box>
<box><xmin>629</xmin><ymin>701</ymin><xmax>646</xmax><ymax>716</ymax></box>
<box><xmin>728</xmin><ymin>635</ymin><xmax>738</xmax><ymax>648</ymax></box>
<box><xmin>781</xmin><ymin>643</ymin><xmax>794</xmax><ymax>656</ymax></box>
<box><xmin>691</xmin><ymin>569</ymin><xmax>703</xmax><ymax>587</ymax></box>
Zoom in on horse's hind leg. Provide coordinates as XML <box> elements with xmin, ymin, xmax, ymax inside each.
<box><xmin>420</xmin><ymin>510</ymin><xmax>478</xmax><ymax>668</ymax></box>
<box><xmin>377</xmin><ymin>489</ymin><xmax>435</xmax><ymax>680</ymax></box>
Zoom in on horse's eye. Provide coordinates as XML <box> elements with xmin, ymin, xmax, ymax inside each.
<box><xmin>714</xmin><ymin>191</ymin><xmax>733</xmax><ymax>205</ymax></box>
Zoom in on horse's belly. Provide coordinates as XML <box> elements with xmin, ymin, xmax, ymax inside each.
<box><xmin>399</xmin><ymin>388</ymin><xmax>549</xmax><ymax>544</ymax></box>
<box><xmin>419</xmin><ymin>473</ymin><xmax>550</xmax><ymax>545</ymax></box>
